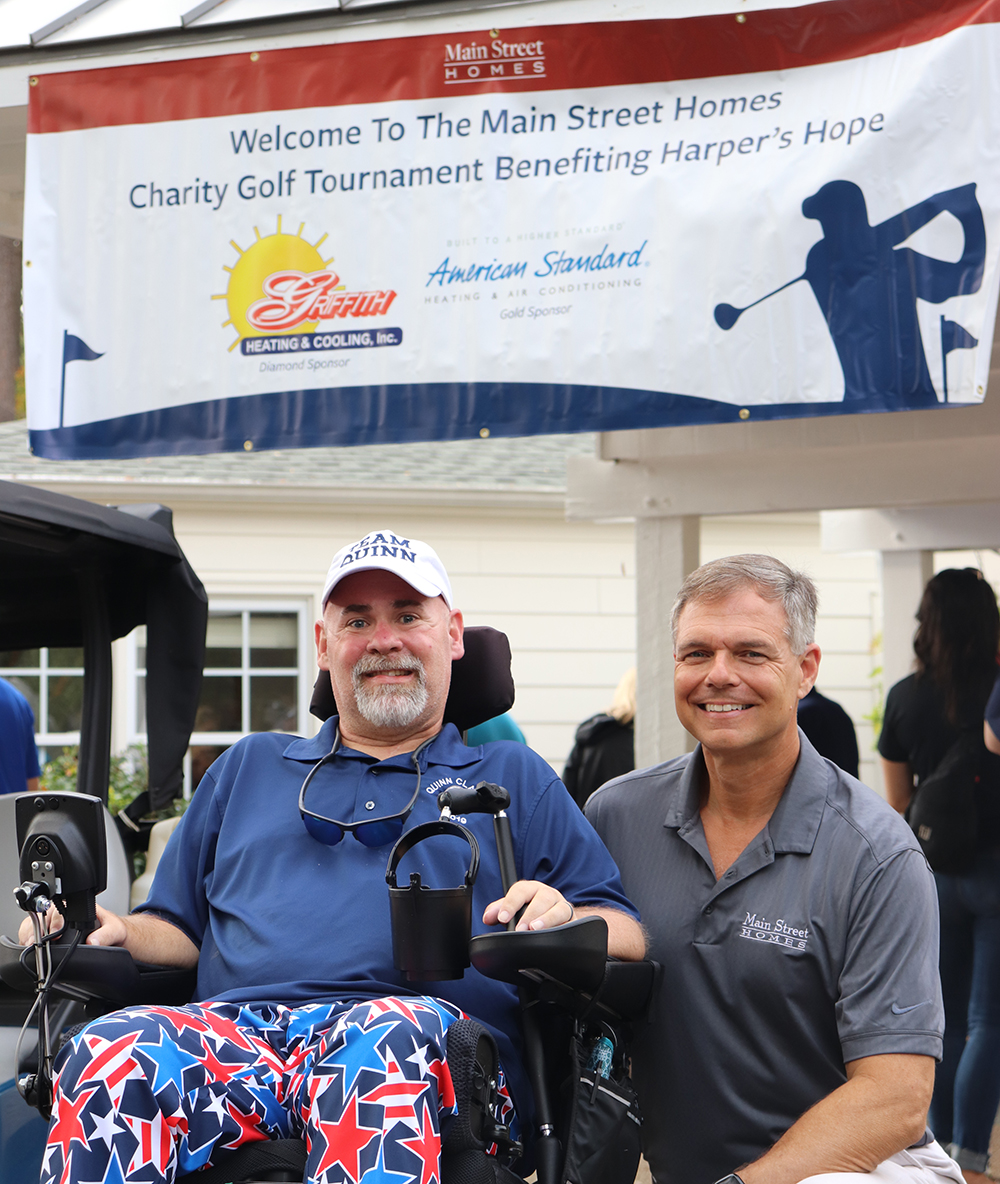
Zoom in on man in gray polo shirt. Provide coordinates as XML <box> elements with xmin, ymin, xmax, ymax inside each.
<box><xmin>586</xmin><ymin>555</ymin><xmax>962</xmax><ymax>1184</ymax></box>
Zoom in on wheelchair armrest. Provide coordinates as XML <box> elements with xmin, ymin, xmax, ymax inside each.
<box><xmin>0</xmin><ymin>934</ymin><xmax>196</xmax><ymax>1006</ymax></box>
<box><xmin>132</xmin><ymin>962</ymin><xmax>199</xmax><ymax>1006</ymax></box>
<box><xmin>594</xmin><ymin>959</ymin><xmax>658</xmax><ymax>1021</ymax></box>
<box><xmin>0</xmin><ymin>934</ymin><xmax>140</xmax><ymax>1001</ymax></box>
<box><xmin>469</xmin><ymin>915</ymin><xmax>608</xmax><ymax>993</ymax></box>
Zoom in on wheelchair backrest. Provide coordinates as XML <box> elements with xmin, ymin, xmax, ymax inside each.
<box><xmin>310</xmin><ymin>624</ymin><xmax>516</xmax><ymax>733</ymax></box>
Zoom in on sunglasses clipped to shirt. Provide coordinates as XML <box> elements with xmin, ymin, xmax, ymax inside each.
<box><xmin>298</xmin><ymin>731</ymin><xmax>434</xmax><ymax>847</ymax></box>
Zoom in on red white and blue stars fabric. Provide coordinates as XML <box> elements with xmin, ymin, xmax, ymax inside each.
<box><xmin>43</xmin><ymin>994</ymin><xmax>514</xmax><ymax>1184</ymax></box>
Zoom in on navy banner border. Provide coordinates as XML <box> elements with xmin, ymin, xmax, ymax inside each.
<box><xmin>28</xmin><ymin>382</ymin><xmax>973</xmax><ymax>461</ymax></box>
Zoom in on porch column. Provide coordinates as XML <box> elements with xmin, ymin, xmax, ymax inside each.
<box><xmin>634</xmin><ymin>515</ymin><xmax>700</xmax><ymax>769</ymax></box>
<box><xmin>879</xmin><ymin>550</ymin><xmax>933</xmax><ymax>694</ymax></box>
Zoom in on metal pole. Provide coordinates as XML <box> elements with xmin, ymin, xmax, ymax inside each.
<box><xmin>77</xmin><ymin>565</ymin><xmax>113</xmax><ymax>804</ymax></box>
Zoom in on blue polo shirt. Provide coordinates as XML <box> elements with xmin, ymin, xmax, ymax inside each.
<box><xmin>587</xmin><ymin>733</ymin><xmax>942</xmax><ymax>1184</ymax></box>
<box><xmin>138</xmin><ymin>718</ymin><xmax>638</xmax><ymax>1115</ymax></box>
<box><xmin>0</xmin><ymin>678</ymin><xmax>40</xmax><ymax>795</ymax></box>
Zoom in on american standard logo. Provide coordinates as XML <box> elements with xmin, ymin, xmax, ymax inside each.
<box><xmin>738</xmin><ymin>912</ymin><xmax>810</xmax><ymax>952</ymax></box>
<box><xmin>443</xmin><ymin>37</ymin><xmax>546</xmax><ymax>85</ymax></box>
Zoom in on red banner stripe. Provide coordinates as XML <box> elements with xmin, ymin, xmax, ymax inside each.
<box><xmin>28</xmin><ymin>0</ymin><xmax>1000</xmax><ymax>134</ymax></box>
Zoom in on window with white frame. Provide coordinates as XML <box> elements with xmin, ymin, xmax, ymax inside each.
<box><xmin>129</xmin><ymin>601</ymin><xmax>313</xmax><ymax>794</ymax></box>
<box><xmin>0</xmin><ymin>645</ymin><xmax>84</xmax><ymax>764</ymax></box>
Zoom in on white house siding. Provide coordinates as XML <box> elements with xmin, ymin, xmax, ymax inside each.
<box><xmin>0</xmin><ymin>422</ymin><xmax>887</xmax><ymax>788</ymax></box>
<box><xmin>148</xmin><ymin>498</ymin><xmax>638</xmax><ymax>777</ymax></box>
<box><xmin>934</xmin><ymin>550</ymin><xmax>1000</xmax><ymax>591</ymax></box>
<box><xmin>131</xmin><ymin>504</ymin><xmax>886</xmax><ymax>786</ymax></box>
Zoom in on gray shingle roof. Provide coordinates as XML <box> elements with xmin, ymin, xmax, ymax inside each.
<box><xmin>0</xmin><ymin>419</ymin><xmax>593</xmax><ymax>493</ymax></box>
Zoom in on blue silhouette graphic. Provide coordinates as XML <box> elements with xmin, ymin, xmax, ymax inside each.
<box><xmin>715</xmin><ymin>181</ymin><xmax>986</xmax><ymax>409</ymax></box>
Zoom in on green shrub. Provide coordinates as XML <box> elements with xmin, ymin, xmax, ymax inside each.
<box><xmin>40</xmin><ymin>746</ymin><xmax>187</xmax><ymax>879</ymax></box>
<box><xmin>40</xmin><ymin>744</ymin><xmax>186</xmax><ymax>817</ymax></box>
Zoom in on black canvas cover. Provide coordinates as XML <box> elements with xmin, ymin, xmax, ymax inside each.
<box><xmin>0</xmin><ymin>481</ymin><xmax>207</xmax><ymax>810</ymax></box>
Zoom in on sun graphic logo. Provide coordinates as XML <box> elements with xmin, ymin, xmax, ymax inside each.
<box><xmin>213</xmin><ymin>216</ymin><xmax>397</xmax><ymax>353</ymax></box>
<box><xmin>213</xmin><ymin>216</ymin><xmax>337</xmax><ymax>351</ymax></box>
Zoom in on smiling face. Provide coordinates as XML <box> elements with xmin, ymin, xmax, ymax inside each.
<box><xmin>316</xmin><ymin>568</ymin><xmax>464</xmax><ymax>750</ymax></box>
<box><xmin>673</xmin><ymin>589</ymin><xmax>820</xmax><ymax>761</ymax></box>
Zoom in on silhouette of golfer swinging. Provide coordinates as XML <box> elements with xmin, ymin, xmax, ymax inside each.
<box><xmin>715</xmin><ymin>180</ymin><xmax>986</xmax><ymax>408</ymax></box>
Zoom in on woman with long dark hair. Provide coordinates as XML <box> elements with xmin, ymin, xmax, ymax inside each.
<box><xmin>879</xmin><ymin>568</ymin><xmax>1000</xmax><ymax>1184</ymax></box>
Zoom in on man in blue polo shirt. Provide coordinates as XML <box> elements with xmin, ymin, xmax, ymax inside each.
<box><xmin>587</xmin><ymin>554</ymin><xmax>961</xmax><ymax>1184</ymax></box>
<box><xmin>32</xmin><ymin>530</ymin><xmax>644</xmax><ymax>1184</ymax></box>
<box><xmin>0</xmin><ymin>676</ymin><xmax>40</xmax><ymax>795</ymax></box>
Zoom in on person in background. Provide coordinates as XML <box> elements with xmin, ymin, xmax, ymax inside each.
<box><xmin>465</xmin><ymin>711</ymin><xmax>527</xmax><ymax>745</ymax></box>
<box><xmin>563</xmin><ymin>667</ymin><xmax>635</xmax><ymax>808</ymax></box>
<box><xmin>984</xmin><ymin>670</ymin><xmax>1000</xmax><ymax>755</ymax></box>
<box><xmin>0</xmin><ymin>676</ymin><xmax>40</xmax><ymax>794</ymax></box>
<box><xmin>797</xmin><ymin>685</ymin><xmax>860</xmax><ymax>777</ymax></box>
<box><xmin>879</xmin><ymin>568</ymin><xmax>1000</xmax><ymax>1184</ymax></box>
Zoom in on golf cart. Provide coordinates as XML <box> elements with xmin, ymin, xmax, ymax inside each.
<box><xmin>0</xmin><ymin>480</ymin><xmax>206</xmax><ymax>1182</ymax></box>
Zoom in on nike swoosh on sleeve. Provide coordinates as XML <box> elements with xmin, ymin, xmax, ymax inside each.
<box><xmin>891</xmin><ymin>1000</ymin><xmax>932</xmax><ymax>1015</ymax></box>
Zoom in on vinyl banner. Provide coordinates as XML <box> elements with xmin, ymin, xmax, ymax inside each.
<box><xmin>23</xmin><ymin>0</ymin><xmax>1000</xmax><ymax>458</ymax></box>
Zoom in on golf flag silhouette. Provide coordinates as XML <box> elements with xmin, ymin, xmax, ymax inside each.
<box><xmin>715</xmin><ymin>181</ymin><xmax>986</xmax><ymax>409</ymax></box>
<box><xmin>940</xmin><ymin>316</ymin><xmax>978</xmax><ymax>403</ymax></box>
<box><xmin>60</xmin><ymin>331</ymin><xmax>103</xmax><ymax>428</ymax></box>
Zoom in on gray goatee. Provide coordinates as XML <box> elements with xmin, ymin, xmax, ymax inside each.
<box><xmin>352</xmin><ymin>652</ymin><xmax>429</xmax><ymax>728</ymax></box>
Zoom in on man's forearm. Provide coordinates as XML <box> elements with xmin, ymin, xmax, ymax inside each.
<box><xmin>737</xmin><ymin>1055</ymin><xmax>932</xmax><ymax>1184</ymax></box>
<box><xmin>104</xmin><ymin>912</ymin><xmax>200</xmax><ymax>968</ymax></box>
<box><xmin>575</xmin><ymin>906</ymin><xmax>646</xmax><ymax>961</ymax></box>
<box><xmin>880</xmin><ymin>759</ymin><xmax>915</xmax><ymax>815</ymax></box>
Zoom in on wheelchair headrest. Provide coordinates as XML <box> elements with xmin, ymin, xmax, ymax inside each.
<box><xmin>309</xmin><ymin>625</ymin><xmax>515</xmax><ymax>734</ymax></box>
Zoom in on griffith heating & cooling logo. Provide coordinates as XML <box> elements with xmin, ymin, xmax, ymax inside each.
<box><xmin>213</xmin><ymin>217</ymin><xmax>402</xmax><ymax>357</ymax></box>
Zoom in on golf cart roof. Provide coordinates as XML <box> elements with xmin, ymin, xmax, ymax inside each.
<box><xmin>0</xmin><ymin>480</ymin><xmax>206</xmax><ymax>809</ymax></box>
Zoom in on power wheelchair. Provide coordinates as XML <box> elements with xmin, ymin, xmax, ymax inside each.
<box><xmin>0</xmin><ymin>482</ymin><xmax>652</xmax><ymax>1184</ymax></box>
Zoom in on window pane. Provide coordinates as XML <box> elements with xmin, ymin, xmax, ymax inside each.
<box><xmin>190</xmin><ymin>745</ymin><xmax>229</xmax><ymax>792</ymax></box>
<box><xmin>205</xmin><ymin>614</ymin><xmax>242</xmax><ymax>668</ymax></box>
<box><xmin>195</xmin><ymin>676</ymin><xmax>242</xmax><ymax>732</ymax></box>
<box><xmin>48</xmin><ymin>675</ymin><xmax>83</xmax><ymax>732</ymax></box>
<box><xmin>134</xmin><ymin>625</ymin><xmax>147</xmax><ymax>670</ymax></box>
<box><xmin>0</xmin><ymin>650</ymin><xmax>40</xmax><ymax>669</ymax></box>
<box><xmin>250</xmin><ymin>613</ymin><xmax>298</xmax><ymax>668</ymax></box>
<box><xmin>39</xmin><ymin>745</ymin><xmax>77</xmax><ymax>770</ymax></box>
<box><xmin>49</xmin><ymin>647</ymin><xmax>84</xmax><ymax>669</ymax></box>
<box><xmin>2</xmin><ymin>675</ymin><xmax>39</xmax><ymax>717</ymax></box>
<box><xmin>137</xmin><ymin>674</ymin><xmax>146</xmax><ymax>733</ymax></box>
<box><xmin>250</xmin><ymin>676</ymin><xmax>297</xmax><ymax>732</ymax></box>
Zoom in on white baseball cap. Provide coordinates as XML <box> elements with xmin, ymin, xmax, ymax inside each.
<box><xmin>322</xmin><ymin>530</ymin><xmax>454</xmax><ymax>609</ymax></box>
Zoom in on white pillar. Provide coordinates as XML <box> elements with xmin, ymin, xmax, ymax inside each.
<box><xmin>880</xmin><ymin>550</ymin><xmax>933</xmax><ymax>693</ymax></box>
<box><xmin>634</xmin><ymin>515</ymin><xmax>700</xmax><ymax>769</ymax></box>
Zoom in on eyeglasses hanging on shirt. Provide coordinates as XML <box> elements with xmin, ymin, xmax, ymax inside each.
<box><xmin>298</xmin><ymin>729</ymin><xmax>434</xmax><ymax>847</ymax></box>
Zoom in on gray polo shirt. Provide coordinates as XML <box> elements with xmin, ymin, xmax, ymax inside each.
<box><xmin>586</xmin><ymin>732</ymin><xmax>942</xmax><ymax>1184</ymax></box>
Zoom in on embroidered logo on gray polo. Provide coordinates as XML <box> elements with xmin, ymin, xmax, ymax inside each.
<box><xmin>738</xmin><ymin>912</ymin><xmax>809</xmax><ymax>951</ymax></box>
<box><xmin>891</xmin><ymin>1000</ymin><xmax>932</xmax><ymax>1015</ymax></box>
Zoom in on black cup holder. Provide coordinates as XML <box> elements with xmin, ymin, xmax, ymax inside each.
<box><xmin>386</xmin><ymin>820</ymin><xmax>479</xmax><ymax>981</ymax></box>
